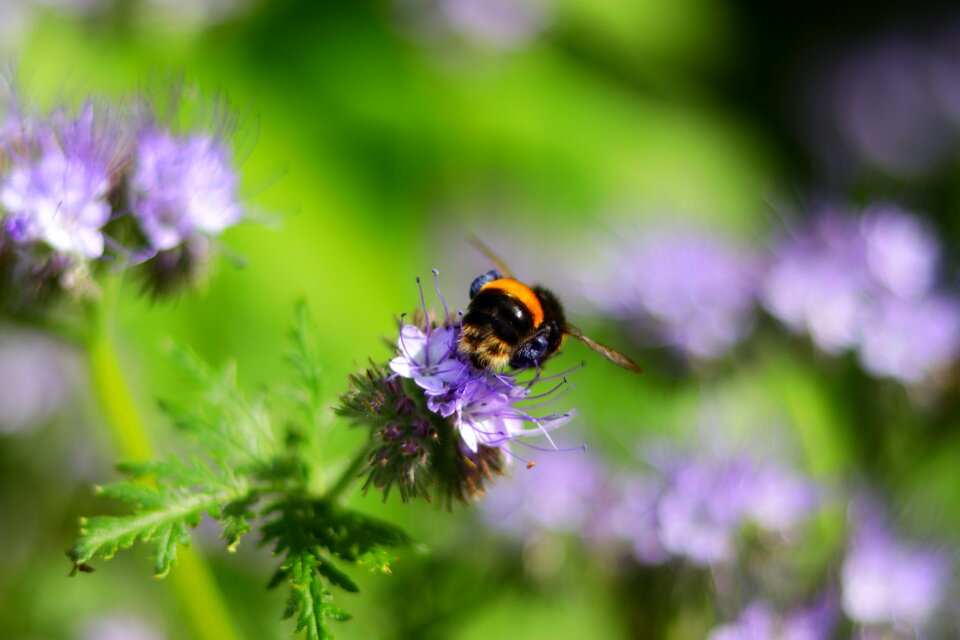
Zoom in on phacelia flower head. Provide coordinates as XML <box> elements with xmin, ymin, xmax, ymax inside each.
<box><xmin>481</xmin><ymin>449</ymin><xmax>602</xmax><ymax>541</ymax></box>
<box><xmin>129</xmin><ymin>127</ymin><xmax>242</xmax><ymax>252</ymax></box>
<box><xmin>763</xmin><ymin>203</ymin><xmax>960</xmax><ymax>386</ymax></box>
<box><xmin>583</xmin><ymin>222</ymin><xmax>758</xmax><ymax>360</ymax></box>
<box><xmin>708</xmin><ymin>599</ymin><xmax>837</xmax><ymax>640</ymax></box>
<box><xmin>338</xmin><ymin>271</ymin><xmax>576</xmax><ymax>505</ymax></box>
<box><xmin>841</xmin><ymin>503</ymin><xmax>951</xmax><ymax>632</ymax></box>
<box><xmin>1</xmin><ymin>102</ymin><xmax>121</xmax><ymax>260</ymax></box>
<box><xmin>632</xmin><ymin>439</ymin><xmax>819</xmax><ymax>567</ymax></box>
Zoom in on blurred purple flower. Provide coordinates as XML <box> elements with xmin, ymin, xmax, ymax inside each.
<box><xmin>585</xmin><ymin>225</ymin><xmax>758</xmax><ymax>359</ymax></box>
<box><xmin>78</xmin><ymin>612</ymin><xmax>163</xmax><ymax>640</ymax></box>
<box><xmin>655</xmin><ymin>456</ymin><xmax>750</xmax><ymax>565</ymax></box>
<box><xmin>0</xmin><ymin>328</ymin><xmax>76</xmax><ymax>434</ymax></box>
<box><xmin>858</xmin><ymin>295</ymin><xmax>960</xmax><ymax>384</ymax></box>
<box><xmin>708</xmin><ymin>599</ymin><xmax>837</xmax><ymax>640</ymax></box>
<box><xmin>440</xmin><ymin>0</ymin><xmax>549</xmax><ymax>49</ymax></box>
<box><xmin>762</xmin><ymin>211</ymin><xmax>871</xmax><ymax>353</ymax></box>
<box><xmin>842</xmin><ymin>509</ymin><xmax>950</xmax><ymax>630</ymax></box>
<box><xmin>831</xmin><ymin>39</ymin><xmax>953</xmax><ymax>178</ymax></box>
<box><xmin>0</xmin><ymin>104</ymin><xmax>117</xmax><ymax>259</ymax></box>
<box><xmin>861</xmin><ymin>206</ymin><xmax>939</xmax><ymax>299</ymax></box>
<box><xmin>586</xmin><ymin>474</ymin><xmax>669</xmax><ymax>564</ymax></box>
<box><xmin>482</xmin><ymin>451</ymin><xmax>603</xmax><ymax>539</ymax></box>
<box><xmin>646</xmin><ymin>448</ymin><xmax>818</xmax><ymax>566</ymax></box>
<box><xmin>764</xmin><ymin>204</ymin><xmax>960</xmax><ymax>384</ymax></box>
<box><xmin>130</xmin><ymin>128</ymin><xmax>242</xmax><ymax>252</ymax></box>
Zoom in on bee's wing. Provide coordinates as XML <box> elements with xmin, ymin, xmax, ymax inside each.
<box><xmin>565</xmin><ymin>324</ymin><xmax>642</xmax><ymax>373</ymax></box>
<box><xmin>469</xmin><ymin>236</ymin><xmax>515</xmax><ymax>279</ymax></box>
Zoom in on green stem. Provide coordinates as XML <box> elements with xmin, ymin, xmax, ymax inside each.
<box><xmin>86</xmin><ymin>275</ymin><xmax>243</xmax><ymax>640</ymax></box>
<box><xmin>323</xmin><ymin>445</ymin><xmax>371</xmax><ymax>504</ymax></box>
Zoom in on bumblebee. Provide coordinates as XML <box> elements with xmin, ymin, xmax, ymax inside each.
<box><xmin>458</xmin><ymin>240</ymin><xmax>641</xmax><ymax>373</ymax></box>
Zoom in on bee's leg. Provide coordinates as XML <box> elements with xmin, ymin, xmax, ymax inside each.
<box><xmin>469</xmin><ymin>270</ymin><xmax>502</xmax><ymax>299</ymax></box>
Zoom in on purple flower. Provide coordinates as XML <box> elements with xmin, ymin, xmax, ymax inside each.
<box><xmin>390</xmin><ymin>317</ymin><xmax>574</xmax><ymax>454</ymax></box>
<box><xmin>638</xmin><ymin>444</ymin><xmax>818</xmax><ymax>566</ymax></box>
<box><xmin>708</xmin><ymin>599</ymin><xmax>837</xmax><ymax>640</ymax></box>
<box><xmin>831</xmin><ymin>39</ymin><xmax>953</xmax><ymax>178</ymax></box>
<box><xmin>482</xmin><ymin>451</ymin><xmax>603</xmax><ymax>539</ymax></box>
<box><xmin>586</xmin><ymin>474</ymin><xmax>669</xmax><ymax>564</ymax></box>
<box><xmin>584</xmin><ymin>224</ymin><xmax>758</xmax><ymax>359</ymax></box>
<box><xmin>861</xmin><ymin>206</ymin><xmax>939</xmax><ymax>299</ymax></box>
<box><xmin>0</xmin><ymin>104</ymin><xmax>116</xmax><ymax>259</ymax></box>
<box><xmin>764</xmin><ymin>204</ymin><xmax>960</xmax><ymax>384</ymax></box>
<box><xmin>841</xmin><ymin>510</ymin><xmax>950</xmax><ymax>630</ymax></box>
<box><xmin>390</xmin><ymin>324</ymin><xmax>465</xmax><ymax>394</ymax></box>
<box><xmin>78</xmin><ymin>613</ymin><xmax>163</xmax><ymax>640</ymax></box>
<box><xmin>858</xmin><ymin>295</ymin><xmax>960</xmax><ymax>384</ymax></box>
<box><xmin>130</xmin><ymin>128</ymin><xmax>242</xmax><ymax>251</ymax></box>
<box><xmin>762</xmin><ymin>211</ymin><xmax>871</xmax><ymax>353</ymax></box>
<box><xmin>339</xmin><ymin>273</ymin><xmax>576</xmax><ymax>503</ymax></box>
<box><xmin>0</xmin><ymin>328</ymin><xmax>77</xmax><ymax>434</ymax></box>
<box><xmin>440</xmin><ymin>0</ymin><xmax>549</xmax><ymax>49</ymax></box>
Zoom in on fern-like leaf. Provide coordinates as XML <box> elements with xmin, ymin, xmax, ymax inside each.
<box><xmin>69</xmin><ymin>457</ymin><xmax>250</xmax><ymax>577</ymax></box>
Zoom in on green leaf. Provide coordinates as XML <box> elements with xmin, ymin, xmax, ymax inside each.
<box><xmin>263</xmin><ymin>497</ymin><xmax>410</xmax><ymax>639</ymax></box>
<box><xmin>316</xmin><ymin>559</ymin><xmax>359</xmax><ymax>593</ymax></box>
<box><xmin>69</xmin><ymin>456</ymin><xmax>250</xmax><ymax>577</ymax></box>
<box><xmin>286</xmin><ymin>299</ymin><xmax>323</xmax><ymax>428</ymax></box>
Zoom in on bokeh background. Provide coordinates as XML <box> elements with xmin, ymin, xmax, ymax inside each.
<box><xmin>3</xmin><ymin>0</ymin><xmax>960</xmax><ymax>638</ymax></box>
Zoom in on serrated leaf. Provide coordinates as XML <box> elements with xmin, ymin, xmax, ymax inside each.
<box><xmin>69</xmin><ymin>457</ymin><xmax>249</xmax><ymax>577</ymax></box>
<box><xmin>316</xmin><ymin>559</ymin><xmax>359</xmax><ymax>593</ymax></box>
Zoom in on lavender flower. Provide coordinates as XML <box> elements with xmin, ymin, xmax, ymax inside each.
<box><xmin>762</xmin><ymin>211</ymin><xmax>871</xmax><ymax>353</ymax></box>
<box><xmin>656</xmin><ymin>450</ymin><xmax>819</xmax><ymax>566</ymax></box>
<box><xmin>585</xmin><ymin>474</ymin><xmax>669</xmax><ymax>564</ymax></box>
<box><xmin>78</xmin><ymin>612</ymin><xmax>163</xmax><ymax>640</ymax></box>
<box><xmin>339</xmin><ymin>273</ymin><xmax>575</xmax><ymax>503</ymax></box>
<box><xmin>439</xmin><ymin>0</ymin><xmax>550</xmax><ymax>49</ymax></box>
<box><xmin>708</xmin><ymin>599</ymin><xmax>837</xmax><ymax>640</ymax></box>
<box><xmin>841</xmin><ymin>509</ymin><xmax>950</xmax><ymax>631</ymax></box>
<box><xmin>763</xmin><ymin>204</ymin><xmax>960</xmax><ymax>384</ymax></box>
<box><xmin>858</xmin><ymin>295</ymin><xmax>960</xmax><ymax>384</ymax></box>
<box><xmin>481</xmin><ymin>451</ymin><xmax>603</xmax><ymax>540</ymax></box>
<box><xmin>129</xmin><ymin>128</ymin><xmax>242</xmax><ymax>252</ymax></box>
<box><xmin>0</xmin><ymin>327</ymin><xmax>77</xmax><ymax>434</ymax></box>
<box><xmin>1</xmin><ymin>103</ymin><xmax>118</xmax><ymax>260</ymax></box>
<box><xmin>584</xmin><ymin>224</ymin><xmax>757</xmax><ymax>360</ymax></box>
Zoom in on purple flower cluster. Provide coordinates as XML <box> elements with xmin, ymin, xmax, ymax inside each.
<box><xmin>482</xmin><ymin>432</ymin><xmax>819</xmax><ymax>567</ymax></box>
<box><xmin>582</xmin><ymin>224</ymin><xmax>758</xmax><ymax>360</ymax></box>
<box><xmin>480</xmin><ymin>425</ymin><xmax>954</xmax><ymax>637</ymax></box>
<box><xmin>707</xmin><ymin>599</ymin><xmax>837</xmax><ymax>640</ymax></box>
<box><xmin>841</xmin><ymin>503</ymin><xmax>950</xmax><ymax>633</ymax></box>
<box><xmin>0</xmin><ymin>88</ymin><xmax>243</xmax><ymax>307</ymax></box>
<box><xmin>762</xmin><ymin>204</ymin><xmax>960</xmax><ymax>384</ymax></box>
<box><xmin>338</xmin><ymin>273</ymin><xmax>576</xmax><ymax>503</ymax></box>
<box><xmin>398</xmin><ymin>0</ymin><xmax>551</xmax><ymax>52</ymax></box>
<box><xmin>801</xmin><ymin>28</ymin><xmax>960</xmax><ymax>180</ymax></box>
<box><xmin>389</xmin><ymin>319</ymin><xmax>574</xmax><ymax>455</ymax></box>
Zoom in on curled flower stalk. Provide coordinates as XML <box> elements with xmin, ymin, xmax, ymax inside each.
<box><xmin>338</xmin><ymin>272</ymin><xmax>577</xmax><ymax>505</ymax></box>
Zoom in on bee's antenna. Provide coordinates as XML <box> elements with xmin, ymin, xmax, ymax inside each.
<box><xmin>469</xmin><ymin>236</ymin><xmax>514</xmax><ymax>278</ymax></box>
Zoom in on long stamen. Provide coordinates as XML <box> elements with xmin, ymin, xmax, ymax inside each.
<box><xmin>432</xmin><ymin>268</ymin><xmax>450</xmax><ymax>326</ymax></box>
<box><xmin>416</xmin><ymin>276</ymin><xmax>431</xmax><ymax>365</ymax></box>
<box><xmin>511</xmin><ymin>440</ymin><xmax>588</xmax><ymax>454</ymax></box>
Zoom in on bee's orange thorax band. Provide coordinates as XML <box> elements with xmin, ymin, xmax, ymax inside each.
<box><xmin>480</xmin><ymin>278</ymin><xmax>544</xmax><ymax>327</ymax></box>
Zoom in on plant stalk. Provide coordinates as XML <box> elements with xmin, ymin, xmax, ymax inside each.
<box><xmin>87</xmin><ymin>275</ymin><xmax>243</xmax><ymax>640</ymax></box>
<box><xmin>323</xmin><ymin>445</ymin><xmax>371</xmax><ymax>504</ymax></box>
